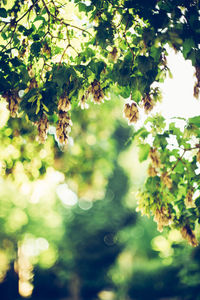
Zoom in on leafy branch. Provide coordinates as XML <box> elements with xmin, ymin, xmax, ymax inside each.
<box><xmin>41</xmin><ymin>0</ymin><xmax>92</xmax><ymax>36</ymax></box>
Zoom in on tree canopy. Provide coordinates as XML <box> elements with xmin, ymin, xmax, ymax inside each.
<box><xmin>1</xmin><ymin>0</ymin><xmax>200</xmax><ymax>247</ymax></box>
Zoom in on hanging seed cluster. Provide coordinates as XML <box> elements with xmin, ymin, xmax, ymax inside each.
<box><xmin>142</xmin><ymin>93</ymin><xmax>154</xmax><ymax>113</ymax></box>
<box><xmin>161</xmin><ymin>172</ymin><xmax>172</xmax><ymax>189</ymax></box>
<box><xmin>36</xmin><ymin>114</ymin><xmax>49</xmax><ymax>143</ymax></box>
<box><xmin>56</xmin><ymin>94</ymin><xmax>72</xmax><ymax>145</ymax></box>
<box><xmin>56</xmin><ymin>111</ymin><xmax>72</xmax><ymax>145</ymax></box>
<box><xmin>3</xmin><ymin>91</ymin><xmax>21</xmax><ymax>117</ymax></box>
<box><xmin>78</xmin><ymin>91</ymin><xmax>90</xmax><ymax>110</ymax></box>
<box><xmin>154</xmin><ymin>206</ymin><xmax>172</xmax><ymax>232</ymax></box>
<box><xmin>181</xmin><ymin>225</ymin><xmax>198</xmax><ymax>247</ymax></box>
<box><xmin>123</xmin><ymin>102</ymin><xmax>139</xmax><ymax>124</ymax></box>
<box><xmin>109</xmin><ymin>47</ymin><xmax>118</xmax><ymax>61</ymax></box>
<box><xmin>194</xmin><ymin>65</ymin><xmax>200</xmax><ymax>99</ymax></box>
<box><xmin>58</xmin><ymin>95</ymin><xmax>71</xmax><ymax>112</ymax></box>
<box><xmin>148</xmin><ymin>148</ymin><xmax>172</xmax><ymax>188</ymax></box>
<box><xmin>197</xmin><ymin>148</ymin><xmax>200</xmax><ymax>163</ymax></box>
<box><xmin>185</xmin><ymin>189</ymin><xmax>194</xmax><ymax>207</ymax></box>
<box><xmin>149</xmin><ymin>147</ymin><xmax>162</xmax><ymax>169</ymax></box>
<box><xmin>42</xmin><ymin>42</ymin><xmax>51</xmax><ymax>57</ymax></box>
<box><xmin>147</xmin><ymin>164</ymin><xmax>157</xmax><ymax>177</ymax></box>
<box><xmin>28</xmin><ymin>78</ymin><xmax>38</xmax><ymax>90</ymax></box>
<box><xmin>90</xmin><ymin>80</ymin><xmax>104</xmax><ymax>104</ymax></box>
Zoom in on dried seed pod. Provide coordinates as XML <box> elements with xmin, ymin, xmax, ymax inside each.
<box><xmin>56</xmin><ymin>111</ymin><xmax>72</xmax><ymax>145</ymax></box>
<box><xmin>4</xmin><ymin>91</ymin><xmax>21</xmax><ymax>117</ymax></box>
<box><xmin>147</xmin><ymin>164</ymin><xmax>157</xmax><ymax>177</ymax></box>
<box><xmin>180</xmin><ymin>225</ymin><xmax>198</xmax><ymax>247</ymax></box>
<box><xmin>123</xmin><ymin>102</ymin><xmax>139</xmax><ymax>124</ymax></box>
<box><xmin>91</xmin><ymin>80</ymin><xmax>104</xmax><ymax>104</ymax></box>
<box><xmin>43</xmin><ymin>42</ymin><xmax>51</xmax><ymax>56</ymax></box>
<box><xmin>109</xmin><ymin>47</ymin><xmax>118</xmax><ymax>61</ymax></box>
<box><xmin>161</xmin><ymin>172</ymin><xmax>172</xmax><ymax>189</ymax></box>
<box><xmin>58</xmin><ymin>95</ymin><xmax>71</xmax><ymax>112</ymax></box>
<box><xmin>149</xmin><ymin>148</ymin><xmax>161</xmax><ymax>169</ymax></box>
<box><xmin>195</xmin><ymin>65</ymin><xmax>200</xmax><ymax>83</ymax></box>
<box><xmin>197</xmin><ymin>149</ymin><xmax>200</xmax><ymax>163</ymax></box>
<box><xmin>78</xmin><ymin>95</ymin><xmax>89</xmax><ymax>110</ymax></box>
<box><xmin>161</xmin><ymin>54</ymin><xmax>167</xmax><ymax>66</ymax></box>
<box><xmin>154</xmin><ymin>207</ymin><xmax>172</xmax><ymax>232</ymax></box>
<box><xmin>185</xmin><ymin>189</ymin><xmax>194</xmax><ymax>207</ymax></box>
<box><xmin>28</xmin><ymin>78</ymin><xmax>38</xmax><ymax>89</ymax></box>
<box><xmin>18</xmin><ymin>39</ymin><xmax>27</xmax><ymax>58</ymax></box>
<box><xmin>36</xmin><ymin>114</ymin><xmax>49</xmax><ymax>143</ymax></box>
<box><xmin>193</xmin><ymin>82</ymin><xmax>199</xmax><ymax>99</ymax></box>
<box><xmin>194</xmin><ymin>65</ymin><xmax>200</xmax><ymax>99</ymax></box>
<box><xmin>142</xmin><ymin>94</ymin><xmax>154</xmax><ymax>113</ymax></box>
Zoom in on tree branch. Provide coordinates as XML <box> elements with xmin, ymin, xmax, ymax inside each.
<box><xmin>16</xmin><ymin>0</ymin><xmax>40</xmax><ymax>24</ymax></box>
<box><xmin>41</xmin><ymin>0</ymin><xmax>92</xmax><ymax>36</ymax></box>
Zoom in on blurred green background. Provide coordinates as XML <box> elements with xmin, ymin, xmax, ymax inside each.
<box><xmin>0</xmin><ymin>95</ymin><xmax>200</xmax><ymax>300</ymax></box>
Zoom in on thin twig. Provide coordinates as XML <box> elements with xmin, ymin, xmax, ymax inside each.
<box><xmin>42</xmin><ymin>0</ymin><xmax>92</xmax><ymax>35</ymax></box>
<box><xmin>0</xmin><ymin>22</ymin><xmax>8</xmax><ymax>33</ymax></box>
<box><xmin>1</xmin><ymin>24</ymin><xmax>17</xmax><ymax>53</ymax></box>
<box><xmin>171</xmin><ymin>150</ymin><xmax>186</xmax><ymax>172</ymax></box>
<box><xmin>16</xmin><ymin>0</ymin><xmax>40</xmax><ymax>24</ymax></box>
<box><xmin>58</xmin><ymin>44</ymin><xmax>70</xmax><ymax>66</ymax></box>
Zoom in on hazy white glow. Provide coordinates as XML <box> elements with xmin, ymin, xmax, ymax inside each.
<box><xmin>131</xmin><ymin>49</ymin><xmax>200</xmax><ymax>131</ymax></box>
<box><xmin>158</xmin><ymin>49</ymin><xmax>200</xmax><ymax>118</ymax></box>
<box><xmin>56</xmin><ymin>183</ymin><xmax>78</xmax><ymax>206</ymax></box>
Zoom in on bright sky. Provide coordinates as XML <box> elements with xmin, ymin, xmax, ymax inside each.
<box><xmin>157</xmin><ymin>49</ymin><xmax>200</xmax><ymax>119</ymax></box>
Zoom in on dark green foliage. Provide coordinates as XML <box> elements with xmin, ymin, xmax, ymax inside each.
<box><xmin>0</xmin><ymin>0</ymin><xmax>200</xmax><ymax>251</ymax></box>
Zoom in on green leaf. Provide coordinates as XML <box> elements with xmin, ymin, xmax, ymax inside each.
<box><xmin>136</xmin><ymin>56</ymin><xmax>154</xmax><ymax>74</ymax></box>
<box><xmin>23</xmin><ymin>28</ymin><xmax>34</xmax><ymax>36</ymax></box>
<box><xmin>10</xmin><ymin>57</ymin><xmax>22</xmax><ymax>67</ymax></box>
<box><xmin>28</xmin><ymin>95</ymin><xmax>37</xmax><ymax>103</ymax></box>
<box><xmin>187</xmin><ymin>49</ymin><xmax>196</xmax><ymax>66</ymax></box>
<box><xmin>42</xmin><ymin>103</ymin><xmax>49</xmax><ymax>112</ymax></box>
<box><xmin>18</xmin><ymin>25</ymin><xmax>27</xmax><ymax>33</ymax></box>
<box><xmin>138</xmin><ymin>144</ymin><xmax>150</xmax><ymax>162</ymax></box>
<box><xmin>1</xmin><ymin>31</ymin><xmax>7</xmax><ymax>40</ymax></box>
<box><xmin>78</xmin><ymin>3</ymin><xmax>87</xmax><ymax>12</ymax></box>
<box><xmin>174</xmin><ymin>162</ymin><xmax>185</xmax><ymax>174</ymax></box>
<box><xmin>0</xmin><ymin>8</ymin><xmax>7</xmax><ymax>18</ymax></box>
<box><xmin>145</xmin><ymin>176</ymin><xmax>160</xmax><ymax>193</ymax></box>
<box><xmin>182</xmin><ymin>38</ymin><xmax>195</xmax><ymax>59</ymax></box>
<box><xmin>169</xmin><ymin>123</ymin><xmax>182</xmax><ymax>137</ymax></box>
<box><xmin>195</xmin><ymin>197</ymin><xmax>200</xmax><ymax>208</ymax></box>
<box><xmin>188</xmin><ymin>116</ymin><xmax>200</xmax><ymax>126</ymax></box>
<box><xmin>133</xmin><ymin>127</ymin><xmax>149</xmax><ymax>141</ymax></box>
<box><xmin>32</xmin><ymin>34</ymin><xmax>40</xmax><ymax>41</ymax></box>
<box><xmin>30</xmin><ymin>42</ymin><xmax>42</xmax><ymax>57</ymax></box>
<box><xmin>131</xmin><ymin>89</ymin><xmax>141</xmax><ymax>103</ymax></box>
<box><xmin>0</xmin><ymin>75</ymin><xmax>10</xmax><ymax>92</ymax></box>
<box><xmin>34</xmin><ymin>15</ymin><xmax>46</xmax><ymax>22</ymax></box>
<box><xmin>96</xmin><ymin>61</ymin><xmax>105</xmax><ymax>78</ymax></box>
<box><xmin>116</xmin><ymin>85</ymin><xmax>131</xmax><ymax>98</ymax></box>
<box><xmin>36</xmin><ymin>98</ymin><xmax>41</xmax><ymax>114</ymax></box>
<box><xmin>150</xmin><ymin>46</ymin><xmax>162</xmax><ymax>62</ymax></box>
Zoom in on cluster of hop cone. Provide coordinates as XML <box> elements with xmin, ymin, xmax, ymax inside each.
<box><xmin>147</xmin><ymin>146</ymin><xmax>199</xmax><ymax>247</ymax></box>
<box><xmin>3</xmin><ymin>91</ymin><xmax>21</xmax><ymax>118</ymax></box>
<box><xmin>123</xmin><ymin>93</ymin><xmax>154</xmax><ymax>124</ymax></box>
<box><xmin>3</xmin><ymin>78</ymin><xmax>105</xmax><ymax>145</ymax></box>
<box><xmin>37</xmin><ymin>79</ymin><xmax>104</xmax><ymax>145</ymax></box>
<box><xmin>194</xmin><ymin>65</ymin><xmax>200</xmax><ymax>99</ymax></box>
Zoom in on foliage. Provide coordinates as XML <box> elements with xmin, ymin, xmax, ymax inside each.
<box><xmin>1</xmin><ymin>118</ymin><xmax>200</xmax><ymax>300</ymax></box>
<box><xmin>0</xmin><ymin>0</ymin><xmax>200</xmax><ymax>245</ymax></box>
